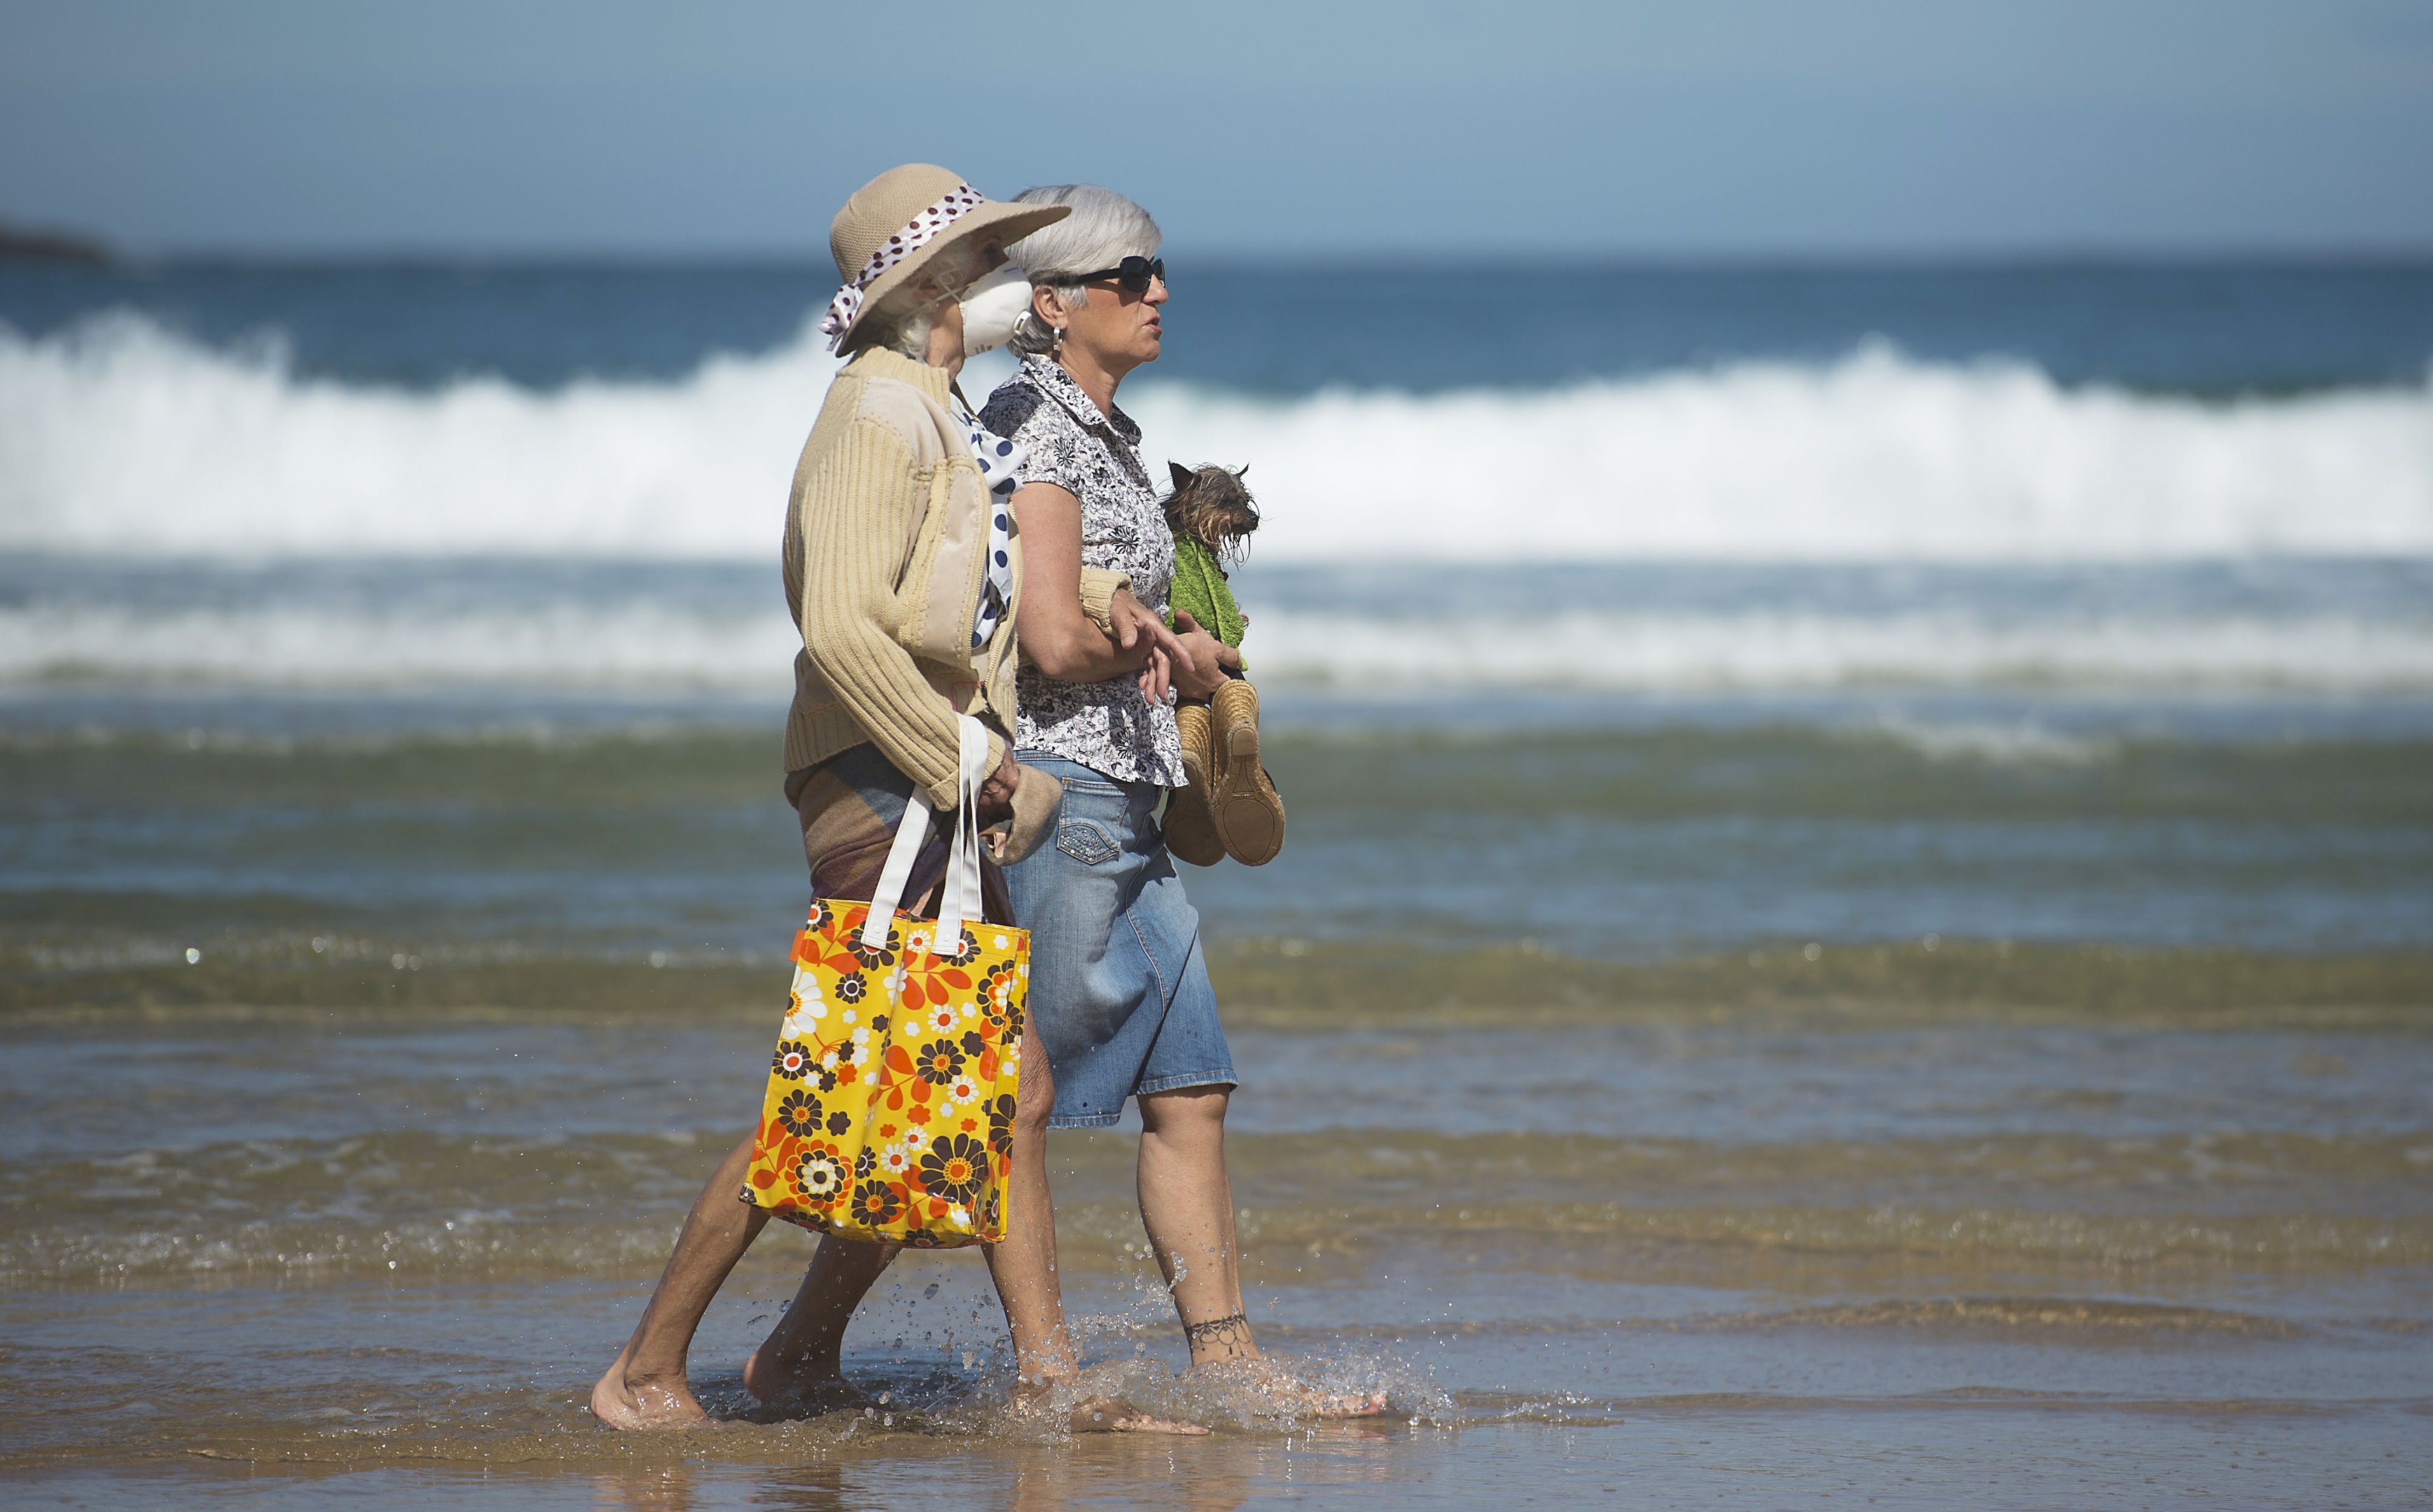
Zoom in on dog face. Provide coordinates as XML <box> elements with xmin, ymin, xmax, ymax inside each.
<box><xmin>1163</xmin><ymin>461</ymin><xmax>1260</xmax><ymax>557</ymax></box>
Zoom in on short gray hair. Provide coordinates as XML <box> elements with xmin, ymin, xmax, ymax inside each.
<box><xmin>1004</xmin><ymin>185</ymin><xmax>1161</xmax><ymax>357</ymax></box>
<box><xmin>844</xmin><ymin>300</ymin><xmax>938</xmax><ymax>360</ymax></box>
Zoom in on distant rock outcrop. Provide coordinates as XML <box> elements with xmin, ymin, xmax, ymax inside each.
<box><xmin>0</xmin><ymin>221</ymin><xmax>112</xmax><ymax>265</ymax></box>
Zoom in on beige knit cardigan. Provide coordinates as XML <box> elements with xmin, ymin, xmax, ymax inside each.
<box><xmin>782</xmin><ymin>347</ymin><xmax>1126</xmax><ymax>809</ymax></box>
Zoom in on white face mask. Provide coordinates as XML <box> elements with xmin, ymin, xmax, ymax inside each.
<box><xmin>957</xmin><ymin>264</ymin><xmax>1032</xmax><ymax>357</ymax></box>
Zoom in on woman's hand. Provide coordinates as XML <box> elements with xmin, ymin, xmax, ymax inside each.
<box><xmin>977</xmin><ymin>746</ymin><xmax>1021</xmax><ymax>824</ymax></box>
<box><xmin>1108</xmin><ymin>587</ymin><xmax>1194</xmax><ymax>704</ymax></box>
<box><xmin>1167</xmin><ymin>610</ymin><xmax>1243</xmax><ymax>700</ymax></box>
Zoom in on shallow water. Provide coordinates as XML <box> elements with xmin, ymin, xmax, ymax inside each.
<box><xmin>4</xmin><ymin>697</ymin><xmax>2431</xmax><ymax>1504</ymax></box>
<box><xmin>6</xmin><ymin>700</ymin><xmax>2429</xmax><ymax>965</ymax></box>
<box><xmin>6</xmin><ymin>1003</ymin><xmax>2432</xmax><ymax>1507</ymax></box>
<box><xmin>6</xmin><ymin>256</ymin><xmax>2432</xmax><ymax>1504</ymax></box>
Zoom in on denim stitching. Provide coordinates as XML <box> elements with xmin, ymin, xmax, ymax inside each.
<box><xmin>1125</xmin><ymin>905</ymin><xmax>1175</xmax><ymax>1011</ymax></box>
<box><xmin>1136</xmin><ymin>1072</ymin><xmax>1238</xmax><ymax>1095</ymax></box>
<box><xmin>1055</xmin><ymin>819</ymin><xmax>1120</xmax><ymax>865</ymax></box>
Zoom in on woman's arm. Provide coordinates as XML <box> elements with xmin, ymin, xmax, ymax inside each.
<box><xmin>1012</xmin><ymin>482</ymin><xmax>1197</xmax><ymax>687</ymax></box>
<box><xmin>800</xmin><ymin>416</ymin><xmax>1005</xmax><ymax>810</ymax></box>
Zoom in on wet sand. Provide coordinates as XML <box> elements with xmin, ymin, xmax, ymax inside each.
<box><xmin>5</xmin><ymin>995</ymin><xmax>2431</xmax><ymax>1508</ymax></box>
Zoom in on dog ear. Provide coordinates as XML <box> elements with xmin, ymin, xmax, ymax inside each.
<box><xmin>1169</xmin><ymin>461</ymin><xmax>1194</xmax><ymax>490</ymax></box>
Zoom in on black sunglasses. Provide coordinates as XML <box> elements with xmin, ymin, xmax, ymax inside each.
<box><xmin>1071</xmin><ymin>255</ymin><xmax>1166</xmax><ymax>293</ymax></box>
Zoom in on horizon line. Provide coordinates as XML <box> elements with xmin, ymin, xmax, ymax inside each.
<box><xmin>17</xmin><ymin>243</ymin><xmax>2433</xmax><ymax>273</ymax></box>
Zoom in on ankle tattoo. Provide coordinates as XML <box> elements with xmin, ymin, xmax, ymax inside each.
<box><xmin>1183</xmin><ymin>1312</ymin><xmax>1250</xmax><ymax>1348</ymax></box>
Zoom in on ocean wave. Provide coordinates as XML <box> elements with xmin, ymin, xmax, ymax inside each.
<box><xmin>4</xmin><ymin>311</ymin><xmax>2430</xmax><ymax>562</ymax></box>
<box><xmin>0</xmin><ymin>597</ymin><xmax>794</xmax><ymax>692</ymax></box>
<box><xmin>8</xmin><ymin>593</ymin><xmax>2432</xmax><ymax>694</ymax></box>
<box><xmin>1246</xmin><ymin>608</ymin><xmax>2433</xmax><ymax>692</ymax></box>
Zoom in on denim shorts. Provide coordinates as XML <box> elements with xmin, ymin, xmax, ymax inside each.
<box><xmin>1004</xmin><ymin>752</ymin><xmax>1236</xmax><ymax>1128</ymax></box>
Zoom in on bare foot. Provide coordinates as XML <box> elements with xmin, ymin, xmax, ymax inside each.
<box><xmin>741</xmin><ymin>1340</ymin><xmax>870</xmax><ymax>1413</ymax></box>
<box><xmin>1190</xmin><ymin>1356</ymin><xmax>1388</xmax><ymax>1420</ymax></box>
<box><xmin>1009</xmin><ymin>1379</ymin><xmax>1207</xmax><ymax>1436</ymax></box>
<box><xmin>1067</xmin><ymin>1395</ymin><xmax>1210</xmax><ymax>1435</ymax></box>
<box><xmin>590</xmin><ymin>1345</ymin><xmax>710</xmax><ymax>1430</ymax></box>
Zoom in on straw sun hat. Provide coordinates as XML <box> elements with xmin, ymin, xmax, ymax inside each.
<box><xmin>818</xmin><ymin>163</ymin><xmax>1071</xmax><ymax>352</ymax></box>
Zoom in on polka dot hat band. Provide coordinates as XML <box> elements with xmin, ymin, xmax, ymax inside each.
<box><xmin>818</xmin><ymin>184</ymin><xmax>985</xmax><ymax>354</ymax></box>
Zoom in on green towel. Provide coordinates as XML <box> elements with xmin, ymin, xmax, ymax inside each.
<box><xmin>1166</xmin><ymin>536</ymin><xmax>1246</xmax><ymax>668</ymax></box>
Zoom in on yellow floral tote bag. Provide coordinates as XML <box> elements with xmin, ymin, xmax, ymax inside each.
<box><xmin>741</xmin><ymin>716</ymin><xmax>1028</xmax><ymax>1248</ymax></box>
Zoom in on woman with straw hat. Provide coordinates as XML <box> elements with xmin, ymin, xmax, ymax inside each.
<box><xmin>592</xmin><ymin>163</ymin><xmax>1195</xmax><ymax>1434</ymax></box>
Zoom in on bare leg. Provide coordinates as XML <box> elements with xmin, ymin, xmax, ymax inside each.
<box><xmin>744</xmin><ymin>1032</ymin><xmax>1201</xmax><ymax>1433</ymax></box>
<box><xmin>591</xmin><ymin>1133</ymin><xmax>770</xmax><ymax>1429</ymax></box>
<box><xmin>984</xmin><ymin>1028</ymin><xmax>1082</xmax><ymax>1385</ymax></box>
<box><xmin>741</xmin><ymin>1233</ymin><xmax>900</xmax><ymax>1408</ymax></box>
<box><xmin>1136</xmin><ymin>1086</ymin><xmax>1251</xmax><ymax>1361</ymax></box>
<box><xmin>996</xmin><ymin>1045</ymin><xmax>1202</xmax><ymax>1432</ymax></box>
<box><xmin>1137</xmin><ymin>1086</ymin><xmax>1386</xmax><ymax>1416</ymax></box>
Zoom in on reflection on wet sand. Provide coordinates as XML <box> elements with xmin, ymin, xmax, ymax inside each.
<box><xmin>580</xmin><ymin>1428</ymin><xmax>1427</xmax><ymax>1512</ymax></box>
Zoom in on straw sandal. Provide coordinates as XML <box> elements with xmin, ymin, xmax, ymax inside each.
<box><xmin>1162</xmin><ymin>701</ymin><xmax>1227</xmax><ymax>867</ymax></box>
<box><xmin>1208</xmin><ymin>680</ymin><xmax>1285</xmax><ymax>866</ymax></box>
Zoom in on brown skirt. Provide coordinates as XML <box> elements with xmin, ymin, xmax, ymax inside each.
<box><xmin>784</xmin><ymin>741</ymin><xmax>1014</xmax><ymax>926</ymax></box>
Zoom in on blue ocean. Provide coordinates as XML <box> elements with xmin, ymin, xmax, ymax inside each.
<box><xmin>4</xmin><ymin>260</ymin><xmax>2431</xmax><ymax>1507</ymax></box>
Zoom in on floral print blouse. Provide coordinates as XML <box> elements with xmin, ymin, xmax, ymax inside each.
<box><xmin>981</xmin><ymin>354</ymin><xmax>1184</xmax><ymax>788</ymax></box>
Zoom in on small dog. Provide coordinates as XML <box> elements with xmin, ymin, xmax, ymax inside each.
<box><xmin>1166</xmin><ymin>462</ymin><xmax>1260</xmax><ymax>573</ymax></box>
<box><xmin>1161</xmin><ymin>462</ymin><xmax>1283</xmax><ymax>867</ymax></box>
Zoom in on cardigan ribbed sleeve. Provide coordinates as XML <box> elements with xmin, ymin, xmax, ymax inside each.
<box><xmin>797</xmin><ymin>414</ymin><xmax>989</xmax><ymax>810</ymax></box>
<box><xmin>1075</xmin><ymin>566</ymin><xmax>1132</xmax><ymax>634</ymax></box>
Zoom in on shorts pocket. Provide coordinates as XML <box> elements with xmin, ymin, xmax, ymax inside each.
<box><xmin>1055</xmin><ymin>818</ymin><xmax>1122</xmax><ymax>865</ymax></box>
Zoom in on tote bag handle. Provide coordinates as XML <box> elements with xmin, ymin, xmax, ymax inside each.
<box><xmin>860</xmin><ymin>714</ymin><xmax>990</xmax><ymax>955</ymax></box>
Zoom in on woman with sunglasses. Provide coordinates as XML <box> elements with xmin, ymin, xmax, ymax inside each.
<box><xmin>978</xmin><ymin>185</ymin><xmax>1385</xmax><ymax>1414</ymax></box>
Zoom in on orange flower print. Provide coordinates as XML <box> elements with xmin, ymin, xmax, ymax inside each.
<box><xmin>847</xmin><ymin>925</ymin><xmax>900</xmax><ymax>970</ymax></box>
<box><xmin>934</xmin><ymin>925</ymin><xmax>980</xmax><ymax>965</ymax></box>
<box><xmin>848</xmin><ymin>1180</ymin><xmax>903</xmax><ymax>1227</ymax></box>
<box><xmin>919</xmin><ymin>1133</ymin><xmax>989</xmax><ymax>1206</ymax></box>
<box><xmin>793</xmin><ymin>920</ymin><xmax>862</xmax><ymax>974</ymax></box>
<box><xmin>776</xmin><ymin>1088</ymin><xmax>824</xmax><ymax>1139</ymax></box>
<box><xmin>914</xmin><ymin>1038</ymin><xmax>966</xmax><ymax>1087</ymax></box>
<box><xmin>980</xmin><ymin>963</ymin><xmax>1024</xmax><ymax>1034</ymax></box>
<box><xmin>749</xmin><ymin>899</ymin><xmax>1019</xmax><ymax>1246</ymax></box>
<box><xmin>792</xmin><ymin>1147</ymin><xmax>846</xmax><ymax>1205</ymax></box>
<box><xmin>986</xmin><ymin>1092</ymin><xmax>1016</xmax><ymax>1155</ymax></box>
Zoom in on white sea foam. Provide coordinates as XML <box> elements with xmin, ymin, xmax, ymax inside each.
<box><xmin>8</xmin><ymin>595</ymin><xmax>2431</xmax><ymax>694</ymax></box>
<box><xmin>1243</xmin><ymin>608</ymin><xmax>2433</xmax><ymax>693</ymax></box>
<box><xmin>5</xmin><ymin>312</ymin><xmax>2430</xmax><ymax>563</ymax></box>
<box><xmin>0</xmin><ymin>599</ymin><xmax>797</xmax><ymax>692</ymax></box>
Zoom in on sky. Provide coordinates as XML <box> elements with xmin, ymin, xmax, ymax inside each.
<box><xmin>3</xmin><ymin>0</ymin><xmax>2431</xmax><ymax>258</ymax></box>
